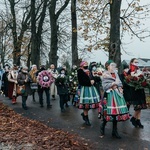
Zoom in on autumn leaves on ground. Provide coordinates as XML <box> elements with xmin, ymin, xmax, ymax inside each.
<box><xmin>0</xmin><ymin>102</ymin><xmax>90</xmax><ymax>150</ymax></box>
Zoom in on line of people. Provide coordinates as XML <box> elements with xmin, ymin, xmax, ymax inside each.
<box><xmin>0</xmin><ymin>58</ymin><xmax>147</xmax><ymax>139</ymax></box>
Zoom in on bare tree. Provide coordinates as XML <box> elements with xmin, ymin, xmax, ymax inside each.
<box><xmin>109</xmin><ymin>0</ymin><xmax>122</xmax><ymax>72</ymax></box>
<box><xmin>8</xmin><ymin>0</ymin><xmax>31</xmax><ymax>66</ymax></box>
<box><xmin>48</xmin><ymin>0</ymin><xmax>70</xmax><ymax>67</ymax></box>
<box><xmin>30</xmin><ymin>0</ymin><xmax>49</xmax><ymax>68</ymax></box>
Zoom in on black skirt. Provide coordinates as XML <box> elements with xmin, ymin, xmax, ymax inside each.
<box><xmin>130</xmin><ymin>87</ymin><xmax>147</xmax><ymax>110</ymax></box>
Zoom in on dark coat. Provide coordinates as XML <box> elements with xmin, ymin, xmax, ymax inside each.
<box><xmin>77</xmin><ymin>69</ymin><xmax>92</xmax><ymax>86</ymax></box>
<box><xmin>119</xmin><ymin>73</ymin><xmax>132</xmax><ymax>102</ymax></box>
<box><xmin>55</xmin><ymin>75</ymin><xmax>68</xmax><ymax>95</ymax></box>
<box><xmin>17</xmin><ymin>72</ymin><xmax>33</xmax><ymax>96</ymax></box>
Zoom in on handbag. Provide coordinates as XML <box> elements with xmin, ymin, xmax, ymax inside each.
<box><xmin>30</xmin><ymin>83</ymin><xmax>38</xmax><ymax>90</ymax></box>
<box><xmin>17</xmin><ymin>85</ymin><xmax>25</xmax><ymax>95</ymax></box>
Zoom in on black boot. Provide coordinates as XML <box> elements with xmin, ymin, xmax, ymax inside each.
<box><xmin>130</xmin><ymin>117</ymin><xmax>138</xmax><ymax>128</ymax></box>
<box><xmin>112</xmin><ymin>121</ymin><xmax>121</xmax><ymax>139</ymax></box>
<box><xmin>85</xmin><ymin>115</ymin><xmax>91</xmax><ymax>126</ymax></box>
<box><xmin>22</xmin><ymin>97</ymin><xmax>28</xmax><ymax>110</ymax></box>
<box><xmin>136</xmin><ymin>119</ymin><xmax>144</xmax><ymax>128</ymax></box>
<box><xmin>81</xmin><ymin>112</ymin><xmax>86</xmax><ymax>121</ymax></box>
<box><xmin>100</xmin><ymin>119</ymin><xmax>107</xmax><ymax>136</ymax></box>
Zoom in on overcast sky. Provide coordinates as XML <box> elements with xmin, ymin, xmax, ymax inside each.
<box><xmin>87</xmin><ymin>0</ymin><xmax>150</xmax><ymax>65</ymax></box>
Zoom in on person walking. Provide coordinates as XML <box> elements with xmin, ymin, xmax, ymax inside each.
<box><xmin>7</xmin><ymin>64</ymin><xmax>19</xmax><ymax>104</ymax></box>
<box><xmin>119</xmin><ymin>64</ymin><xmax>132</xmax><ymax>115</ymax></box>
<box><xmin>2</xmin><ymin>65</ymin><xmax>10</xmax><ymax>97</ymax></box>
<box><xmin>37</xmin><ymin>65</ymin><xmax>54</xmax><ymax>109</ymax></box>
<box><xmin>100</xmin><ymin>60</ymin><xmax>129</xmax><ymax>138</ymax></box>
<box><xmin>76</xmin><ymin>61</ymin><xmax>100</xmax><ymax>126</ymax></box>
<box><xmin>17</xmin><ymin>66</ymin><xmax>32</xmax><ymax>110</ymax></box>
<box><xmin>29</xmin><ymin>64</ymin><xmax>38</xmax><ymax>102</ymax></box>
<box><xmin>48</xmin><ymin>64</ymin><xmax>58</xmax><ymax>100</ymax></box>
<box><xmin>128</xmin><ymin>58</ymin><xmax>147</xmax><ymax>128</ymax></box>
<box><xmin>55</xmin><ymin>68</ymin><xmax>69</xmax><ymax>112</ymax></box>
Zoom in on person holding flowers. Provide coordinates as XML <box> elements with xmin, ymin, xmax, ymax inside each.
<box><xmin>127</xmin><ymin>58</ymin><xmax>147</xmax><ymax>128</ymax></box>
<box><xmin>55</xmin><ymin>68</ymin><xmax>69</xmax><ymax>112</ymax></box>
<box><xmin>101</xmin><ymin>60</ymin><xmax>129</xmax><ymax>139</ymax></box>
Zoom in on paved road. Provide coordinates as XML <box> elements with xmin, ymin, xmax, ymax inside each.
<box><xmin>0</xmin><ymin>93</ymin><xmax>150</xmax><ymax>150</ymax></box>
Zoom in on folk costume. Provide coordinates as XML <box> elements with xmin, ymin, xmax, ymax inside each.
<box><xmin>128</xmin><ymin>60</ymin><xmax>147</xmax><ymax>128</ymax></box>
<box><xmin>7</xmin><ymin>65</ymin><xmax>18</xmax><ymax>104</ymax></box>
<box><xmin>101</xmin><ymin>60</ymin><xmax>129</xmax><ymax>138</ymax></box>
<box><xmin>76</xmin><ymin>61</ymin><xmax>100</xmax><ymax>126</ymax></box>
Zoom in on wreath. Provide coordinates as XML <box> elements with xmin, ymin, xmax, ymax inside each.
<box><xmin>38</xmin><ymin>70</ymin><xmax>54</xmax><ymax>88</ymax></box>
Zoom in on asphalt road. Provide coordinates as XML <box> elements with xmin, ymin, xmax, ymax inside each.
<box><xmin>1</xmin><ymin>93</ymin><xmax>150</xmax><ymax>150</ymax></box>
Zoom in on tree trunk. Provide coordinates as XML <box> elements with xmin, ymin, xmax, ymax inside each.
<box><xmin>109</xmin><ymin>0</ymin><xmax>122</xmax><ymax>73</ymax></box>
<box><xmin>30</xmin><ymin>0</ymin><xmax>38</xmax><ymax>67</ymax></box>
<box><xmin>49</xmin><ymin>0</ymin><xmax>70</xmax><ymax>68</ymax></box>
<box><xmin>71</xmin><ymin>0</ymin><xmax>78</xmax><ymax>66</ymax></box>
<box><xmin>30</xmin><ymin>0</ymin><xmax>48</xmax><ymax>68</ymax></box>
<box><xmin>49</xmin><ymin>17</ymin><xmax>59</xmax><ymax>67</ymax></box>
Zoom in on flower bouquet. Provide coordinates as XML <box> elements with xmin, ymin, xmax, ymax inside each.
<box><xmin>124</xmin><ymin>74</ymin><xmax>150</xmax><ymax>90</ymax></box>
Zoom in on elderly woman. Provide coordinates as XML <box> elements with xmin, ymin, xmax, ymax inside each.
<box><xmin>101</xmin><ymin>60</ymin><xmax>129</xmax><ymax>138</ymax></box>
<box><xmin>17</xmin><ymin>66</ymin><xmax>32</xmax><ymax>110</ymax></box>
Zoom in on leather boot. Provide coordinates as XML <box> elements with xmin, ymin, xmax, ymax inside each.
<box><xmin>136</xmin><ymin>119</ymin><xmax>144</xmax><ymax>128</ymax></box>
<box><xmin>81</xmin><ymin>112</ymin><xmax>86</xmax><ymax>121</ymax></box>
<box><xmin>112</xmin><ymin>121</ymin><xmax>121</xmax><ymax>139</ymax></box>
<box><xmin>100</xmin><ymin>119</ymin><xmax>107</xmax><ymax>136</ymax></box>
<box><xmin>85</xmin><ymin>115</ymin><xmax>91</xmax><ymax>126</ymax></box>
<box><xmin>130</xmin><ymin>117</ymin><xmax>138</xmax><ymax>128</ymax></box>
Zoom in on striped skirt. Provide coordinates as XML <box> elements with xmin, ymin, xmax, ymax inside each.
<box><xmin>101</xmin><ymin>90</ymin><xmax>130</xmax><ymax>122</ymax></box>
<box><xmin>75</xmin><ymin>86</ymin><xmax>100</xmax><ymax>109</ymax></box>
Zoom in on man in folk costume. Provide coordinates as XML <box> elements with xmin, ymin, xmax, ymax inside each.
<box><xmin>48</xmin><ymin>64</ymin><xmax>58</xmax><ymax>100</ymax></box>
<box><xmin>7</xmin><ymin>64</ymin><xmax>19</xmax><ymax>104</ymax></box>
<box><xmin>101</xmin><ymin>60</ymin><xmax>129</xmax><ymax>138</ymax></box>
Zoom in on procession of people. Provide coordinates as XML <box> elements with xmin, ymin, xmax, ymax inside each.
<box><xmin>0</xmin><ymin>58</ymin><xmax>148</xmax><ymax>139</ymax></box>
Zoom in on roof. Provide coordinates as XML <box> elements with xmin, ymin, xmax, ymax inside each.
<box><xmin>122</xmin><ymin>58</ymin><xmax>150</xmax><ymax>68</ymax></box>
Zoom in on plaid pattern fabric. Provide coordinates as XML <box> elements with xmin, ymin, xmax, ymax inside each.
<box><xmin>74</xmin><ymin>86</ymin><xmax>100</xmax><ymax>109</ymax></box>
<box><xmin>107</xmin><ymin>90</ymin><xmax>129</xmax><ymax>115</ymax></box>
<box><xmin>79</xmin><ymin>86</ymin><xmax>100</xmax><ymax>104</ymax></box>
<box><xmin>100</xmin><ymin>90</ymin><xmax>130</xmax><ymax>122</ymax></box>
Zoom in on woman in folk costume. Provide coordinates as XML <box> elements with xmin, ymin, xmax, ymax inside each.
<box><xmin>29</xmin><ymin>64</ymin><xmax>38</xmax><ymax>102</ymax></box>
<box><xmin>7</xmin><ymin>64</ymin><xmax>19</xmax><ymax>104</ymax></box>
<box><xmin>129</xmin><ymin>58</ymin><xmax>147</xmax><ymax>128</ymax></box>
<box><xmin>77</xmin><ymin>61</ymin><xmax>100</xmax><ymax>126</ymax></box>
<box><xmin>101</xmin><ymin>60</ymin><xmax>129</xmax><ymax>139</ymax></box>
<box><xmin>48</xmin><ymin>64</ymin><xmax>58</xmax><ymax>100</ymax></box>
